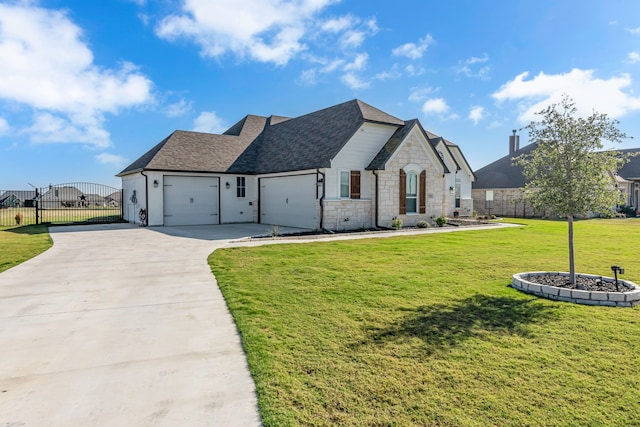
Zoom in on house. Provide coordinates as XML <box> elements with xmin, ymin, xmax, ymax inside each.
<box><xmin>39</xmin><ymin>186</ymin><xmax>86</xmax><ymax>209</ymax></box>
<box><xmin>472</xmin><ymin>132</ymin><xmax>640</xmax><ymax>217</ymax></box>
<box><xmin>0</xmin><ymin>190</ymin><xmax>37</xmax><ymax>208</ymax></box>
<box><xmin>118</xmin><ymin>100</ymin><xmax>475</xmax><ymax>229</ymax></box>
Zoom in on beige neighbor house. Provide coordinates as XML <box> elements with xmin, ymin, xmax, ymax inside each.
<box><xmin>118</xmin><ymin>99</ymin><xmax>475</xmax><ymax>230</ymax></box>
<box><xmin>472</xmin><ymin>131</ymin><xmax>640</xmax><ymax>217</ymax></box>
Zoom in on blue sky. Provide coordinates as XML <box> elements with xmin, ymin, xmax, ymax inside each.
<box><xmin>2</xmin><ymin>0</ymin><xmax>640</xmax><ymax>190</ymax></box>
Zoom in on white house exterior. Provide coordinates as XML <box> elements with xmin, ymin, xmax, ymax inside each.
<box><xmin>118</xmin><ymin>100</ymin><xmax>476</xmax><ymax>229</ymax></box>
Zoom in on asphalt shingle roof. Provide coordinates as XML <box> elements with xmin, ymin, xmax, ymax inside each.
<box><xmin>119</xmin><ymin>99</ymin><xmax>468</xmax><ymax>177</ymax></box>
<box><xmin>119</xmin><ymin>116</ymin><xmax>267</xmax><ymax>176</ymax></box>
<box><xmin>618</xmin><ymin>148</ymin><xmax>640</xmax><ymax>179</ymax></box>
<box><xmin>228</xmin><ymin>99</ymin><xmax>404</xmax><ymax>174</ymax></box>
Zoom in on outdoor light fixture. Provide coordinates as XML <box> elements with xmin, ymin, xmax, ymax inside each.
<box><xmin>449</xmin><ymin>186</ymin><xmax>454</xmax><ymax>192</ymax></box>
<box><xmin>611</xmin><ymin>265</ymin><xmax>625</xmax><ymax>292</ymax></box>
<box><xmin>225</xmin><ymin>182</ymin><xmax>231</xmax><ymax>189</ymax></box>
<box><xmin>153</xmin><ymin>180</ymin><xmax>159</xmax><ymax>188</ymax></box>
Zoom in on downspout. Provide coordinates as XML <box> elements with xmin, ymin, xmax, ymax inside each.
<box><xmin>373</xmin><ymin>170</ymin><xmax>380</xmax><ymax>229</ymax></box>
<box><xmin>317</xmin><ymin>169</ymin><xmax>325</xmax><ymax>230</ymax></box>
<box><xmin>140</xmin><ymin>170</ymin><xmax>149</xmax><ymax>226</ymax></box>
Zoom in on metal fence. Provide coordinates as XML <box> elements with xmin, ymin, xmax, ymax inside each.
<box><xmin>0</xmin><ymin>183</ymin><xmax>123</xmax><ymax>227</ymax></box>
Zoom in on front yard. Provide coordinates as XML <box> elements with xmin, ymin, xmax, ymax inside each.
<box><xmin>209</xmin><ymin>219</ymin><xmax>640</xmax><ymax>426</ymax></box>
<box><xmin>0</xmin><ymin>225</ymin><xmax>52</xmax><ymax>273</ymax></box>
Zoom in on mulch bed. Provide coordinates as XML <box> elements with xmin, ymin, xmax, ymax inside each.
<box><xmin>526</xmin><ymin>274</ymin><xmax>632</xmax><ymax>293</ymax></box>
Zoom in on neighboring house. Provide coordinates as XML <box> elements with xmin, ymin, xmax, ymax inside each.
<box><xmin>118</xmin><ymin>99</ymin><xmax>475</xmax><ymax>229</ymax></box>
<box><xmin>472</xmin><ymin>132</ymin><xmax>640</xmax><ymax>217</ymax></box>
<box><xmin>0</xmin><ymin>190</ymin><xmax>37</xmax><ymax>208</ymax></box>
<box><xmin>39</xmin><ymin>186</ymin><xmax>86</xmax><ymax>209</ymax></box>
<box><xmin>106</xmin><ymin>191</ymin><xmax>122</xmax><ymax>207</ymax></box>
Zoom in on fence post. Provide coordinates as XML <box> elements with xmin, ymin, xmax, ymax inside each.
<box><xmin>35</xmin><ymin>187</ymin><xmax>40</xmax><ymax>225</ymax></box>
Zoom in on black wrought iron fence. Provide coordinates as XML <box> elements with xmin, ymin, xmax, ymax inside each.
<box><xmin>0</xmin><ymin>183</ymin><xmax>123</xmax><ymax>227</ymax></box>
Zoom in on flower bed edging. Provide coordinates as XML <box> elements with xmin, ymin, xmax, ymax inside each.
<box><xmin>512</xmin><ymin>272</ymin><xmax>640</xmax><ymax>307</ymax></box>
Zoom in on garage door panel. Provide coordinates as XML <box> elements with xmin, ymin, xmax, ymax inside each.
<box><xmin>261</xmin><ymin>175</ymin><xmax>317</xmax><ymax>229</ymax></box>
<box><xmin>164</xmin><ymin>176</ymin><xmax>219</xmax><ymax>226</ymax></box>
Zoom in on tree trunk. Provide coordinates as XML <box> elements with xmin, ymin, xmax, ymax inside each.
<box><xmin>568</xmin><ymin>215</ymin><xmax>579</xmax><ymax>287</ymax></box>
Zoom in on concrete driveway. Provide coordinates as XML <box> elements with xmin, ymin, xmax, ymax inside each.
<box><xmin>0</xmin><ymin>222</ymin><xmax>304</xmax><ymax>427</ymax></box>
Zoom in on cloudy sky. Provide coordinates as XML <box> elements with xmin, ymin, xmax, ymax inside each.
<box><xmin>2</xmin><ymin>0</ymin><xmax>640</xmax><ymax>189</ymax></box>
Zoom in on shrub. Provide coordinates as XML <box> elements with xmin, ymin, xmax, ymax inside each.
<box><xmin>15</xmin><ymin>212</ymin><xmax>23</xmax><ymax>225</ymax></box>
<box><xmin>435</xmin><ymin>215</ymin><xmax>447</xmax><ymax>227</ymax></box>
<box><xmin>472</xmin><ymin>210</ymin><xmax>478</xmax><ymax>218</ymax></box>
<box><xmin>391</xmin><ymin>218</ymin><xmax>403</xmax><ymax>229</ymax></box>
<box><xmin>416</xmin><ymin>220</ymin><xmax>430</xmax><ymax>228</ymax></box>
<box><xmin>269</xmin><ymin>225</ymin><xmax>280</xmax><ymax>237</ymax></box>
<box><xmin>491</xmin><ymin>214</ymin><xmax>497</xmax><ymax>219</ymax></box>
<box><xmin>617</xmin><ymin>205</ymin><xmax>636</xmax><ymax>217</ymax></box>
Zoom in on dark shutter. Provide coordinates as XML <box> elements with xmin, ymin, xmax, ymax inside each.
<box><xmin>399</xmin><ymin>169</ymin><xmax>406</xmax><ymax>214</ymax></box>
<box><xmin>350</xmin><ymin>171</ymin><xmax>361</xmax><ymax>199</ymax></box>
<box><xmin>419</xmin><ymin>171</ymin><xmax>426</xmax><ymax>214</ymax></box>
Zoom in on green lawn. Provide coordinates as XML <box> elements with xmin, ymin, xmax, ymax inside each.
<box><xmin>0</xmin><ymin>225</ymin><xmax>52</xmax><ymax>273</ymax></box>
<box><xmin>209</xmin><ymin>219</ymin><xmax>640</xmax><ymax>426</ymax></box>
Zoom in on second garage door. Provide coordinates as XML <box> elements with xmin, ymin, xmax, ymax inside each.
<box><xmin>163</xmin><ymin>176</ymin><xmax>219</xmax><ymax>226</ymax></box>
<box><xmin>260</xmin><ymin>175</ymin><xmax>317</xmax><ymax>229</ymax></box>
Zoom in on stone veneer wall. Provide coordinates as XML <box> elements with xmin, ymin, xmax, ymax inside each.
<box><xmin>512</xmin><ymin>272</ymin><xmax>640</xmax><ymax>307</ymax></box>
<box><xmin>323</xmin><ymin>199</ymin><xmax>373</xmax><ymax>231</ymax></box>
<box><xmin>377</xmin><ymin>132</ymin><xmax>444</xmax><ymax>228</ymax></box>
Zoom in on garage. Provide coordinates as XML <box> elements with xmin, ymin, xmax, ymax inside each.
<box><xmin>260</xmin><ymin>175</ymin><xmax>317</xmax><ymax>229</ymax></box>
<box><xmin>163</xmin><ymin>176</ymin><xmax>219</xmax><ymax>226</ymax></box>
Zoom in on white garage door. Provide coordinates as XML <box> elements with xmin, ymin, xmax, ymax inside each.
<box><xmin>163</xmin><ymin>176</ymin><xmax>219</xmax><ymax>226</ymax></box>
<box><xmin>261</xmin><ymin>175</ymin><xmax>317</xmax><ymax>229</ymax></box>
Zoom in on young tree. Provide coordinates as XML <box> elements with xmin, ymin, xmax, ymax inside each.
<box><xmin>515</xmin><ymin>96</ymin><xmax>632</xmax><ymax>285</ymax></box>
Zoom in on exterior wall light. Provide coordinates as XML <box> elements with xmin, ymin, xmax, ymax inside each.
<box><xmin>225</xmin><ymin>182</ymin><xmax>231</xmax><ymax>189</ymax></box>
<box><xmin>153</xmin><ymin>180</ymin><xmax>159</xmax><ymax>188</ymax></box>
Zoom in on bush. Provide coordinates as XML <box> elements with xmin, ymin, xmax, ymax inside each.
<box><xmin>15</xmin><ymin>212</ymin><xmax>23</xmax><ymax>225</ymax></box>
<box><xmin>472</xmin><ymin>210</ymin><xmax>478</xmax><ymax>218</ymax></box>
<box><xmin>416</xmin><ymin>220</ymin><xmax>430</xmax><ymax>228</ymax></box>
<box><xmin>435</xmin><ymin>215</ymin><xmax>447</xmax><ymax>227</ymax></box>
<box><xmin>391</xmin><ymin>218</ymin><xmax>403</xmax><ymax>229</ymax></box>
<box><xmin>269</xmin><ymin>225</ymin><xmax>280</xmax><ymax>237</ymax></box>
<box><xmin>617</xmin><ymin>205</ymin><xmax>636</xmax><ymax>217</ymax></box>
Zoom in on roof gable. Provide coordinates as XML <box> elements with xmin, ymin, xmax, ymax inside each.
<box><xmin>367</xmin><ymin>119</ymin><xmax>449</xmax><ymax>173</ymax></box>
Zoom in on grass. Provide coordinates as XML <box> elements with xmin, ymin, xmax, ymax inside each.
<box><xmin>0</xmin><ymin>207</ymin><xmax>121</xmax><ymax>226</ymax></box>
<box><xmin>209</xmin><ymin>218</ymin><xmax>640</xmax><ymax>426</ymax></box>
<box><xmin>0</xmin><ymin>224</ymin><xmax>52</xmax><ymax>273</ymax></box>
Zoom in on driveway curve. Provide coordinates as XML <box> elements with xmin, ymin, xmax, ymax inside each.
<box><xmin>0</xmin><ymin>223</ymin><xmax>292</xmax><ymax>427</ymax></box>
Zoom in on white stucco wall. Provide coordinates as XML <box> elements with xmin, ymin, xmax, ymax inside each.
<box><xmin>121</xmin><ymin>173</ymin><xmax>146</xmax><ymax>224</ymax></box>
<box><xmin>326</xmin><ymin>122</ymin><xmax>399</xmax><ymax>200</ymax></box>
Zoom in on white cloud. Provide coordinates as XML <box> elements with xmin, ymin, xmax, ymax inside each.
<box><xmin>422</xmin><ymin>98</ymin><xmax>450</xmax><ymax>115</ymax></box>
<box><xmin>343</xmin><ymin>53</ymin><xmax>368</xmax><ymax>72</ymax></box>
<box><xmin>408</xmin><ymin>86</ymin><xmax>437</xmax><ymax>103</ymax></box>
<box><xmin>340</xmin><ymin>30</ymin><xmax>365</xmax><ymax>48</ymax></box>
<box><xmin>626</xmin><ymin>51</ymin><xmax>640</xmax><ymax>64</ymax></box>
<box><xmin>96</xmin><ymin>152</ymin><xmax>128</xmax><ymax>167</ymax></box>
<box><xmin>392</xmin><ymin>34</ymin><xmax>434</xmax><ymax>60</ymax></box>
<box><xmin>455</xmin><ymin>53</ymin><xmax>490</xmax><ymax>79</ymax></box>
<box><xmin>193</xmin><ymin>111</ymin><xmax>227</xmax><ymax>133</ymax></box>
<box><xmin>0</xmin><ymin>3</ymin><xmax>153</xmax><ymax>148</ymax></box>
<box><xmin>468</xmin><ymin>106</ymin><xmax>485</xmax><ymax>125</ymax></box>
<box><xmin>321</xmin><ymin>15</ymin><xmax>355</xmax><ymax>33</ymax></box>
<box><xmin>166</xmin><ymin>99</ymin><xmax>192</xmax><ymax>117</ymax></box>
<box><xmin>156</xmin><ymin>0</ymin><xmax>337</xmax><ymax>66</ymax></box>
<box><xmin>492</xmin><ymin>68</ymin><xmax>640</xmax><ymax>122</ymax></box>
<box><xmin>626</xmin><ymin>26</ymin><xmax>640</xmax><ymax>34</ymax></box>
<box><xmin>298</xmin><ymin>69</ymin><xmax>318</xmax><ymax>86</ymax></box>
<box><xmin>0</xmin><ymin>116</ymin><xmax>9</xmax><ymax>135</ymax></box>
<box><xmin>341</xmin><ymin>72</ymin><xmax>369</xmax><ymax>90</ymax></box>
<box><xmin>405</xmin><ymin>64</ymin><xmax>425</xmax><ymax>76</ymax></box>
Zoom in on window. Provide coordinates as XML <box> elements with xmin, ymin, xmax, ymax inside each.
<box><xmin>339</xmin><ymin>170</ymin><xmax>361</xmax><ymax>199</ymax></box>
<box><xmin>340</xmin><ymin>171</ymin><xmax>349</xmax><ymax>198</ymax></box>
<box><xmin>455</xmin><ymin>177</ymin><xmax>461</xmax><ymax>208</ymax></box>
<box><xmin>236</xmin><ymin>176</ymin><xmax>246</xmax><ymax>198</ymax></box>
<box><xmin>399</xmin><ymin>170</ymin><xmax>426</xmax><ymax>214</ymax></box>
<box><xmin>406</xmin><ymin>172</ymin><xmax>418</xmax><ymax>213</ymax></box>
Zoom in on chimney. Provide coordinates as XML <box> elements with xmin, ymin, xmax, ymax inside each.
<box><xmin>509</xmin><ymin>129</ymin><xmax>520</xmax><ymax>156</ymax></box>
